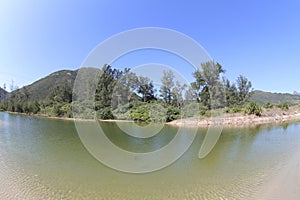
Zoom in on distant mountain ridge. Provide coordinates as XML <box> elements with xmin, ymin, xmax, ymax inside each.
<box><xmin>250</xmin><ymin>90</ymin><xmax>300</xmax><ymax>105</ymax></box>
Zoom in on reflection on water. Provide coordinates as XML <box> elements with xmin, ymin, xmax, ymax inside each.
<box><xmin>0</xmin><ymin>112</ymin><xmax>300</xmax><ymax>199</ymax></box>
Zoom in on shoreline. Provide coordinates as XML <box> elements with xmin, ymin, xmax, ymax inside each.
<box><xmin>167</xmin><ymin>108</ymin><xmax>300</xmax><ymax>128</ymax></box>
<box><xmin>6</xmin><ymin>111</ymin><xmax>75</xmax><ymax>121</ymax></box>
<box><xmin>4</xmin><ymin>109</ymin><xmax>300</xmax><ymax>128</ymax></box>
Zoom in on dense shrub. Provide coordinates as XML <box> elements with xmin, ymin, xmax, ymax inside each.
<box><xmin>225</xmin><ymin>106</ymin><xmax>242</xmax><ymax>113</ymax></box>
<box><xmin>97</xmin><ymin>107</ymin><xmax>114</xmax><ymax>119</ymax></box>
<box><xmin>244</xmin><ymin>102</ymin><xmax>262</xmax><ymax>116</ymax></box>
<box><xmin>278</xmin><ymin>103</ymin><xmax>289</xmax><ymax>110</ymax></box>
<box><xmin>263</xmin><ymin>102</ymin><xmax>273</xmax><ymax>109</ymax></box>
<box><xmin>166</xmin><ymin>106</ymin><xmax>181</xmax><ymax>122</ymax></box>
<box><xmin>199</xmin><ymin>103</ymin><xmax>209</xmax><ymax>116</ymax></box>
<box><xmin>130</xmin><ymin>104</ymin><xmax>150</xmax><ymax>122</ymax></box>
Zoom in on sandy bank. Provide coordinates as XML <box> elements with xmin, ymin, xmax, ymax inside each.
<box><xmin>168</xmin><ymin>110</ymin><xmax>300</xmax><ymax>127</ymax></box>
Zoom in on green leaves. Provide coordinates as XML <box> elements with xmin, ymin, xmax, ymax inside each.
<box><xmin>244</xmin><ymin>102</ymin><xmax>262</xmax><ymax>116</ymax></box>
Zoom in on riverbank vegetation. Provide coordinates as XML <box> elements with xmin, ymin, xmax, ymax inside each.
<box><xmin>0</xmin><ymin>62</ymin><xmax>295</xmax><ymax>123</ymax></box>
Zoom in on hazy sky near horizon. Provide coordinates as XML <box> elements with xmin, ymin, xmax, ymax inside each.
<box><xmin>0</xmin><ymin>0</ymin><xmax>299</xmax><ymax>93</ymax></box>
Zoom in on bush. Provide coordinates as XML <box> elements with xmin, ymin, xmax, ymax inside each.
<box><xmin>182</xmin><ymin>102</ymin><xmax>199</xmax><ymax>118</ymax></box>
<box><xmin>97</xmin><ymin>107</ymin><xmax>114</xmax><ymax>119</ymax></box>
<box><xmin>53</xmin><ymin>104</ymin><xmax>63</xmax><ymax>116</ymax></box>
<box><xmin>130</xmin><ymin>104</ymin><xmax>150</xmax><ymax>122</ymax></box>
<box><xmin>29</xmin><ymin>101</ymin><xmax>40</xmax><ymax>114</ymax></box>
<box><xmin>244</xmin><ymin>102</ymin><xmax>262</xmax><ymax>116</ymax></box>
<box><xmin>199</xmin><ymin>103</ymin><xmax>209</xmax><ymax>116</ymax></box>
<box><xmin>226</xmin><ymin>106</ymin><xmax>242</xmax><ymax>113</ymax></box>
<box><xmin>166</xmin><ymin>106</ymin><xmax>181</xmax><ymax>122</ymax></box>
<box><xmin>278</xmin><ymin>103</ymin><xmax>289</xmax><ymax>110</ymax></box>
<box><xmin>263</xmin><ymin>102</ymin><xmax>273</xmax><ymax>109</ymax></box>
<box><xmin>60</xmin><ymin>103</ymin><xmax>72</xmax><ymax>118</ymax></box>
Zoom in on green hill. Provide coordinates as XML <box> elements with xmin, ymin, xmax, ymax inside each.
<box><xmin>0</xmin><ymin>87</ymin><xmax>8</xmax><ymax>100</ymax></box>
<box><xmin>250</xmin><ymin>90</ymin><xmax>300</xmax><ymax>105</ymax></box>
<box><xmin>12</xmin><ymin>70</ymin><xmax>77</xmax><ymax>101</ymax></box>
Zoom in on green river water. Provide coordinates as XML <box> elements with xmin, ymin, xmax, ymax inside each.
<box><xmin>0</xmin><ymin>112</ymin><xmax>300</xmax><ymax>199</ymax></box>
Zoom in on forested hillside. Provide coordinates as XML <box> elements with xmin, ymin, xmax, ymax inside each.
<box><xmin>250</xmin><ymin>90</ymin><xmax>300</xmax><ymax>105</ymax></box>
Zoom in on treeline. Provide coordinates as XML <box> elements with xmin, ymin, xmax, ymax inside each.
<box><xmin>0</xmin><ymin>62</ymin><xmax>258</xmax><ymax>121</ymax></box>
<box><xmin>0</xmin><ymin>84</ymin><xmax>73</xmax><ymax>117</ymax></box>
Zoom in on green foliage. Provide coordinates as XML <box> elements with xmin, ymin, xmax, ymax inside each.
<box><xmin>250</xmin><ymin>90</ymin><xmax>300</xmax><ymax>105</ymax></box>
<box><xmin>72</xmin><ymin>100</ymin><xmax>95</xmax><ymax>119</ymax></box>
<box><xmin>263</xmin><ymin>102</ymin><xmax>274</xmax><ymax>109</ymax></box>
<box><xmin>244</xmin><ymin>102</ymin><xmax>262</xmax><ymax>116</ymax></box>
<box><xmin>60</xmin><ymin>103</ymin><xmax>72</xmax><ymax>118</ymax></box>
<box><xmin>97</xmin><ymin>108</ymin><xmax>114</xmax><ymax>120</ymax></box>
<box><xmin>224</xmin><ymin>76</ymin><xmax>253</xmax><ymax>108</ymax></box>
<box><xmin>224</xmin><ymin>79</ymin><xmax>238</xmax><ymax>107</ymax></box>
<box><xmin>181</xmin><ymin>102</ymin><xmax>199</xmax><ymax>118</ymax></box>
<box><xmin>95</xmin><ymin>65</ymin><xmax>124</xmax><ymax>110</ymax></box>
<box><xmin>0</xmin><ymin>63</ymin><xmax>257</xmax><ymax>123</ymax></box>
<box><xmin>130</xmin><ymin>104</ymin><xmax>151</xmax><ymax>122</ymax></box>
<box><xmin>165</xmin><ymin>106</ymin><xmax>181</xmax><ymax>122</ymax></box>
<box><xmin>171</xmin><ymin>81</ymin><xmax>187</xmax><ymax>107</ymax></box>
<box><xmin>53</xmin><ymin>104</ymin><xmax>63</xmax><ymax>116</ymax></box>
<box><xmin>278</xmin><ymin>102</ymin><xmax>289</xmax><ymax>110</ymax></box>
<box><xmin>192</xmin><ymin>61</ymin><xmax>225</xmax><ymax>109</ymax></box>
<box><xmin>160</xmin><ymin>70</ymin><xmax>175</xmax><ymax>104</ymax></box>
<box><xmin>199</xmin><ymin>102</ymin><xmax>209</xmax><ymax>116</ymax></box>
<box><xmin>129</xmin><ymin>103</ymin><xmax>170</xmax><ymax>122</ymax></box>
<box><xmin>137</xmin><ymin>76</ymin><xmax>156</xmax><ymax>102</ymax></box>
<box><xmin>236</xmin><ymin>75</ymin><xmax>252</xmax><ymax>104</ymax></box>
<box><xmin>49</xmin><ymin>85</ymin><xmax>72</xmax><ymax>103</ymax></box>
<box><xmin>225</xmin><ymin>106</ymin><xmax>242</xmax><ymax>113</ymax></box>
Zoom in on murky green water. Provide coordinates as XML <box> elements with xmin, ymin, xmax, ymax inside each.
<box><xmin>1</xmin><ymin>112</ymin><xmax>300</xmax><ymax>199</ymax></box>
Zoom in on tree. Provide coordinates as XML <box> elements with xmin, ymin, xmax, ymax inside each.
<box><xmin>137</xmin><ymin>76</ymin><xmax>156</xmax><ymax>102</ymax></box>
<box><xmin>224</xmin><ymin>79</ymin><xmax>238</xmax><ymax>107</ymax></box>
<box><xmin>29</xmin><ymin>101</ymin><xmax>40</xmax><ymax>114</ymax></box>
<box><xmin>172</xmin><ymin>81</ymin><xmax>187</xmax><ymax>107</ymax></box>
<box><xmin>192</xmin><ymin>61</ymin><xmax>225</xmax><ymax>109</ymax></box>
<box><xmin>49</xmin><ymin>84</ymin><xmax>72</xmax><ymax>103</ymax></box>
<box><xmin>236</xmin><ymin>75</ymin><xmax>253</xmax><ymax>105</ymax></box>
<box><xmin>95</xmin><ymin>64</ymin><xmax>123</xmax><ymax>110</ymax></box>
<box><xmin>112</xmin><ymin>68</ymin><xmax>139</xmax><ymax>108</ymax></box>
<box><xmin>184</xmin><ymin>86</ymin><xmax>197</xmax><ymax>102</ymax></box>
<box><xmin>160</xmin><ymin>70</ymin><xmax>175</xmax><ymax>104</ymax></box>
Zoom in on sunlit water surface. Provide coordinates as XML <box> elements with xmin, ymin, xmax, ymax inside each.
<box><xmin>1</xmin><ymin>112</ymin><xmax>300</xmax><ymax>199</ymax></box>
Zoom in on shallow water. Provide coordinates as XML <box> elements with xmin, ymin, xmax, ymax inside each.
<box><xmin>1</xmin><ymin>112</ymin><xmax>300</xmax><ymax>199</ymax></box>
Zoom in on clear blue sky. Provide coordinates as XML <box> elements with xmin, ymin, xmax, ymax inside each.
<box><xmin>0</xmin><ymin>0</ymin><xmax>299</xmax><ymax>93</ymax></box>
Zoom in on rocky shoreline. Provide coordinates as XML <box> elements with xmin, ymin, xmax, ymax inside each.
<box><xmin>168</xmin><ymin>108</ymin><xmax>300</xmax><ymax>127</ymax></box>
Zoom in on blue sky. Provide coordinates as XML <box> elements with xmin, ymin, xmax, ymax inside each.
<box><xmin>0</xmin><ymin>0</ymin><xmax>299</xmax><ymax>93</ymax></box>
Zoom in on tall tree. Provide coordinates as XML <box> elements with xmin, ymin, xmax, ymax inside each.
<box><xmin>160</xmin><ymin>70</ymin><xmax>175</xmax><ymax>104</ymax></box>
<box><xmin>224</xmin><ymin>79</ymin><xmax>238</xmax><ymax>107</ymax></box>
<box><xmin>137</xmin><ymin>76</ymin><xmax>156</xmax><ymax>102</ymax></box>
<box><xmin>112</xmin><ymin>68</ymin><xmax>139</xmax><ymax>108</ymax></box>
<box><xmin>236</xmin><ymin>75</ymin><xmax>252</xmax><ymax>105</ymax></box>
<box><xmin>95</xmin><ymin>64</ymin><xmax>123</xmax><ymax>110</ymax></box>
<box><xmin>172</xmin><ymin>81</ymin><xmax>187</xmax><ymax>107</ymax></box>
<box><xmin>192</xmin><ymin>61</ymin><xmax>225</xmax><ymax>109</ymax></box>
